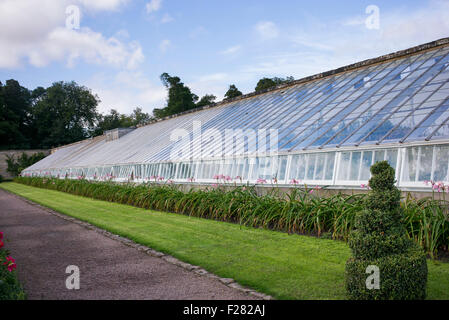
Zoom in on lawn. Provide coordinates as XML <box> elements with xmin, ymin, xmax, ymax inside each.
<box><xmin>1</xmin><ymin>182</ymin><xmax>448</xmax><ymax>300</ymax></box>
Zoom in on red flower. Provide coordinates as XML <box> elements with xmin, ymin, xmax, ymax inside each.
<box><xmin>0</xmin><ymin>231</ymin><xmax>3</xmax><ymax>240</ymax></box>
<box><xmin>3</xmin><ymin>256</ymin><xmax>17</xmax><ymax>272</ymax></box>
<box><xmin>0</xmin><ymin>241</ymin><xmax>3</xmax><ymax>249</ymax></box>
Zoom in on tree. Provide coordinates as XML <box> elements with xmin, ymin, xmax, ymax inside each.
<box><xmin>0</xmin><ymin>80</ymin><xmax>32</xmax><ymax>149</ymax></box>
<box><xmin>345</xmin><ymin>161</ymin><xmax>427</xmax><ymax>300</ymax></box>
<box><xmin>153</xmin><ymin>73</ymin><xmax>197</xmax><ymax>118</ymax></box>
<box><xmin>224</xmin><ymin>84</ymin><xmax>242</xmax><ymax>99</ymax></box>
<box><xmin>255</xmin><ymin>78</ymin><xmax>276</xmax><ymax>92</ymax></box>
<box><xmin>93</xmin><ymin>109</ymin><xmax>124</xmax><ymax>136</ymax></box>
<box><xmin>131</xmin><ymin>107</ymin><xmax>153</xmax><ymax>126</ymax></box>
<box><xmin>93</xmin><ymin>107</ymin><xmax>153</xmax><ymax>136</ymax></box>
<box><xmin>32</xmin><ymin>81</ymin><xmax>100</xmax><ymax>148</ymax></box>
<box><xmin>6</xmin><ymin>152</ymin><xmax>46</xmax><ymax>176</ymax></box>
<box><xmin>254</xmin><ymin>76</ymin><xmax>294</xmax><ymax>92</ymax></box>
<box><xmin>196</xmin><ymin>94</ymin><xmax>216</xmax><ymax>108</ymax></box>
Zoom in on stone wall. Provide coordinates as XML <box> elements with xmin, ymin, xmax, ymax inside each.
<box><xmin>0</xmin><ymin>150</ymin><xmax>50</xmax><ymax>179</ymax></box>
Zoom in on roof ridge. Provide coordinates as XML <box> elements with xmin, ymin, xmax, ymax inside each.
<box><xmin>136</xmin><ymin>37</ymin><xmax>449</xmax><ymax>129</ymax></box>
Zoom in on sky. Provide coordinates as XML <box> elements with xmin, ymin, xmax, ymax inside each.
<box><xmin>0</xmin><ymin>0</ymin><xmax>448</xmax><ymax>115</ymax></box>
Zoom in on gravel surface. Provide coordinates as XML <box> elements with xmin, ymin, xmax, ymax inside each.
<box><xmin>0</xmin><ymin>189</ymin><xmax>255</xmax><ymax>300</ymax></box>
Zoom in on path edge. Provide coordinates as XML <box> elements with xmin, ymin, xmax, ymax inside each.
<box><xmin>1</xmin><ymin>188</ymin><xmax>273</xmax><ymax>300</ymax></box>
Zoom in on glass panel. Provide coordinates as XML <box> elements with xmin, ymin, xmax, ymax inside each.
<box><xmin>350</xmin><ymin>152</ymin><xmax>361</xmax><ymax>180</ymax></box>
<box><xmin>434</xmin><ymin>145</ymin><xmax>449</xmax><ymax>181</ymax></box>
<box><xmin>360</xmin><ymin>151</ymin><xmax>373</xmax><ymax>180</ymax></box>
<box><xmin>338</xmin><ymin>152</ymin><xmax>351</xmax><ymax>180</ymax></box>
<box><xmin>374</xmin><ymin>150</ymin><xmax>385</xmax><ymax>163</ymax></box>
<box><xmin>324</xmin><ymin>153</ymin><xmax>336</xmax><ymax>180</ymax></box>
<box><xmin>314</xmin><ymin>154</ymin><xmax>325</xmax><ymax>180</ymax></box>
<box><xmin>418</xmin><ymin>146</ymin><xmax>433</xmax><ymax>181</ymax></box>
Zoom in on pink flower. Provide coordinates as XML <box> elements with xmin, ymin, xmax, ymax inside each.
<box><xmin>290</xmin><ymin>179</ymin><xmax>300</xmax><ymax>185</ymax></box>
<box><xmin>309</xmin><ymin>190</ymin><xmax>314</xmax><ymax>194</ymax></box>
<box><xmin>212</xmin><ymin>184</ymin><xmax>218</xmax><ymax>188</ymax></box>
<box><xmin>225</xmin><ymin>176</ymin><xmax>232</xmax><ymax>181</ymax></box>
<box><xmin>0</xmin><ymin>232</ymin><xmax>3</xmax><ymax>240</ymax></box>
<box><xmin>187</xmin><ymin>177</ymin><xmax>195</xmax><ymax>182</ymax></box>
<box><xmin>242</xmin><ymin>186</ymin><xmax>246</xmax><ymax>191</ymax></box>
<box><xmin>158</xmin><ymin>176</ymin><xmax>164</xmax><ymax>181</ymax></box>
<box><xmin>3</xmin><ymin>256</ymin><xmax>16</xmax><ymax>272</ymax></box>
<box><xmin>235</xmin><ymin>176</ymin><xmax>242</xmax><ymax>181</ymax></box>
<box><xmin>0</xmin><ymin>241</ymin><xmax>3</xmax><ymax>249</ymax></box>
<box><xmin>256</xmin><ymin>178</ymin><xmax>267</xmax><ymax>184</ymax></box>
<box><xmin>167</xmin><ymin>179</ymin><xmax>174</xmax><ymax>184</ymax></box>
<box><xmin>213</xmin><ymin>175</ymin><xmax>220</xmax><ymax>180</ymax></box>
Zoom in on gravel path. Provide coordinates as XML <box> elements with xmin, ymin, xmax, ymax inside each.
<box><xmin>0</xmin><ymin>189</ymin><xmax>255</xmax><ymax>300</ymax></box>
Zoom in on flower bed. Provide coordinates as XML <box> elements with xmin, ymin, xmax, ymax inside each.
<box><xmin>0</xmin><ymin>232</ymin><xmax>25</xmax><ymax>300</ymax></box>
<box><xmin>15</xmin><ymin>176</ymin><xmax>449</xmax><ymax>258</ymax></box>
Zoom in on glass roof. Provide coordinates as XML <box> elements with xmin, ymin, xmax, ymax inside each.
<box><xmin>25</xmin><ymin>41</ymin><xmax>449</xmax><ymax>171</ymax></box>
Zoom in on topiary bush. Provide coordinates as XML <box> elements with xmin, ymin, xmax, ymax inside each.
<box><xmin>345</xmin><ymin>161</ymin><xmax>428</xmax><ymax>300</ymax></box>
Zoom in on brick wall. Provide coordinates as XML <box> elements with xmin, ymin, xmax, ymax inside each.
<box><xmin>0</xmin><ymin>150</ymin><xmax>50</xmax><ymax>179</ymax></box>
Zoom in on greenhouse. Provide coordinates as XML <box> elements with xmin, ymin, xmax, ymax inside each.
<box><xmin>22</xmin><ymin>38</ymin><xmax>449</xmax><ymax>191</ymax></box>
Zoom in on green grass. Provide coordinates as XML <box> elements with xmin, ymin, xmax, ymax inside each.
<box><xmin>1</xmin><ymin>182</ymin><xmax>449</xmax><ymax>300</ymax></box>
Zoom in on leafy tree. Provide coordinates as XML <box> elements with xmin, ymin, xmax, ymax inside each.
<box><xmin>196</xmin><ymin>94</ymin><xmax>216</xmax><ymax>108</ymax></box>
<box><xmin>93</xmin><ymin>109</ymin><xmax>124</xmax><ymax>136</ymax></box>
<box><xmin>255</xmin><ymin>78</ymin><xmax>277</xmax><ymax>92</ymax></box>
<box><xmin>224</xmin><ymin>84</ymin><xmax>242</xmax><ymax>99</ymax></box>
<box><xmin>0</xmin><ymin>80</ymin><xmax>32</xmax><ymax>149</ymax></box>
<box><xmin>345</xmin><ymin>161</ymin><xmax>427</xmax><ymax>300</ymax></box>
<box><xmin>131</xmin><ymin>107</ymin><xmax>153</xmax><ymax>126</ymax></box>
<box><xmin>255</xmin><ymin>76</ymin><xmax>294</xmax><ymax>92</ymax></box>
<box><xmin>153</xmin><ymin>73</ymin><xmax>197</xmax><ymax>118</ymax></box>
<box><xmin>93</xmin><ymin>107</ymin><xmax>153</xmax><ymax>136</ymax></box>
<box><xmin>32</xmin><ymin>81</ymin><xmax>100</xmax><ymax>148</ymax></box>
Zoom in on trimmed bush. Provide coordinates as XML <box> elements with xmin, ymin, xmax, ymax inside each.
<box><xmin>345</xmin><ymin>161</ymin><xmax>428</xmax><ymax>300</ymax></box>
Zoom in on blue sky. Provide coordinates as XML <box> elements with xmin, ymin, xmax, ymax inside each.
<box><xmin>0</xmin><ymin>0</ymin><xmax>448</xmax><ymax>114</ymax></box>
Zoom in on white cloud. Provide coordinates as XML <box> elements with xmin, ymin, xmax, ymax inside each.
<box><xmin>88</xmin><ymin>71</ymin><xmax>167</xmax><ymax>114</ymax></box>
<box><xmin>159</xmin><ymin>39</ymin><xmax>171</xmax><ymax>53</ymax></box>
<box><xmin>0</xmin><ymin>0</ymin><xmax>143</xmax><ymax>69</ymax></box>
<box><xmin>220</xmin><ymin>45</ymin><xmax>241</xmax><ymax>55</ymax></box>
<box><xmin>78</xmin><ymin>0</ymin><xmax>129</xmax><ymax>11</ymax></box>
<box><xmin>254</xmin><ymin>21</ymin><xmax>279</xmax><ymax>40</ymax></box>
<box><xmin>146</xmin><ymin>0</ymin><xmax>162</xmax><ymax>13</ymax></box>
<box><xmin>161</xmin><ymin>13</ymin><xmax>174</xmax><ymax>23</ymax></box>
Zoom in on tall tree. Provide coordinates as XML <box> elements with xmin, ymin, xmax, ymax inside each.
<box><xmin>130</xmin><ymin>107</ymin><xmax>152</xmax><ymax>126</ymax></box>
<box><xmin>224</xmin><ymin>84</ymin><xmax>242</xmax><ymax>99</ymax></box>
<box><xmin>32</xmin><ymin>81</ymin><xmax>100</xmax><ymax>148</ymax></box>
<box><xmin>196</xmin><ymin>94</ymin><xmax>216</xmax><ymax>108</ymax></box>
<box><xmin>153</xmin><ymin>73</ymin><xmax>197</xmax><ymax>118</ymax></box>
<box><xmin>0</xmin><ymin>80</ymin><xmax>32</xmax><ymax>149</ymax></box>
<box><xmin>255</xmin><ymin>76</ymin><xmax>294</xmax><ymax>92</ymax></box>
<box><xmin>93</xmin><ymin>107</ymin><xmax>153</xmax><ymax>136</ymax></box>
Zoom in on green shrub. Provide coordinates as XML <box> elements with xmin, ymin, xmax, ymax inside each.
<box><xmin>0</xmin><ymin>235</ymin><xmax>26</xmax><ymax>300</ymax></box>
<box><xmin>0</xmin><ymin>175</ymin><xmax>3</xmax><ymax>183</ymax></box>
<box><xmin>6</xmin><ymin>152</ymin><xmax>46</xmax><ymax>177</ymax></box>
<box><xmin>345</xmin><ymin>161</ymin><xmax>428</xmax><ymax>300</ymax></box>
